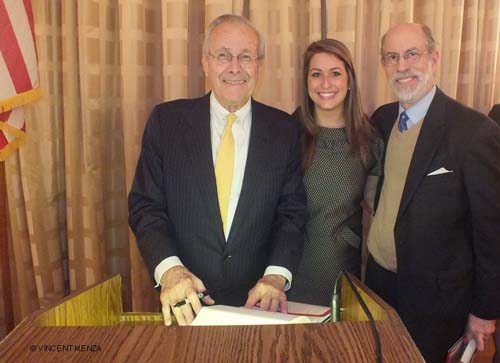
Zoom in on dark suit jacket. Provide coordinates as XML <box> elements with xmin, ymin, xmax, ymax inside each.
<box><xmin>128</xmin><ymin>93</ymin><xmax>306</xmax><ymax>306</ymax></box>
<box><xmin>489</xmin><ymin>104</ymin><xmax>500</xmax><ymax>125</ymax></box>
<box><xmin>372</xmin><ymin>88</ymin><xmax>500</xmax><ymax>362</ymax></box>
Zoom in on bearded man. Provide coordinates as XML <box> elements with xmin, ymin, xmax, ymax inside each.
<box><xmin>364</xmin><ymin>23</ymin><xmax>500</xmax><ymax>363</ymax></box>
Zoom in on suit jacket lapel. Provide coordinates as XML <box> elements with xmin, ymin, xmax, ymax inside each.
<box><xmin>373</xmin><ymin>102</ymin><xmax>398</xmax><ymax>210</ymax></box>
<box><xmin>182</xmin><ymin>93</ymin><xmax>225</xmax><ymax>244</ymax></box>
<box><xmin>397</xmin><ymin>88</ymin><xmax>447</xmax><ymax>221</ymax></box>
<box><xmin>227</xmin><ymin>99</ymin><xmax>271</xmax><ymax>246</ymax></box>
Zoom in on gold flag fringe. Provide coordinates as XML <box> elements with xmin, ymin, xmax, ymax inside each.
<box><xmin>0</xmin><ymin>119</ymin><xmax>27</xmax><ymax>161</ymax></box>
<box><xmin>0</xmin><ymin>87</ymin><xmax>42</xmax><ymax>113</ymax></box>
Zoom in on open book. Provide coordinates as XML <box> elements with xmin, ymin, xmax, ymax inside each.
<box><xmin>191</xmin><ymin>301</ymin><xmax>330</xmax><ymax>326</ymax></box>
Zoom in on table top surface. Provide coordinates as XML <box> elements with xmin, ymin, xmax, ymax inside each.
<box><xmin>0</xmin><ymin>317</ymin><xmax>424</xmax><ymax>363</ymax></box>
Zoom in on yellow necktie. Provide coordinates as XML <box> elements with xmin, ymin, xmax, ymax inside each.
<box><xmin>215</xmin><ymin>113</ymin><xmax>237</xmax><ymax>234</ymax></box>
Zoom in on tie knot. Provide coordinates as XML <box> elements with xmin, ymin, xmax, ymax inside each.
<box><xmin>226</xmin><ymin>113</ymin><xmax>237</xmax><ymax>126</ymax></box>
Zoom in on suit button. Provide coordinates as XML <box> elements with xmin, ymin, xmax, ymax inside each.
<box><xmin>225</xmin><ymin>255</ymin><xmax>232</xmax><ymax>261</ymax></box>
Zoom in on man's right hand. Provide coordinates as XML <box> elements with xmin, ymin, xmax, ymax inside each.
<box><xmin>159</xmin><ymin>266</ymin><xmax>215</xmax><ymax>326</ymax></box>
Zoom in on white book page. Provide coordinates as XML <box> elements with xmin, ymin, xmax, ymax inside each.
<box><xmin>191</xmin><ymin>305</ymin><xmax>312</xmax><ymax>326</ymax></box>
<box><xmin>461</xmin><ymin>339</ymin><xmax>476</xmax><ymax>363</ymax></box>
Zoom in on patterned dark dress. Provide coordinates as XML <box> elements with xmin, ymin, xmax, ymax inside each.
<box><xmin>288</xmin><ymin>126</ymin><xmax>383</xmax><ymax>306</ymax></box>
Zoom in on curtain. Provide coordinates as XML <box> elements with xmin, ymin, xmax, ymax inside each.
<box><xmin>1</xmin><ymin>0</ymin><xmax>499</xmax><ymax>332</ymax></box>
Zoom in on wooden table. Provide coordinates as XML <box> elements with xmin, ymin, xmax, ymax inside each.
<box><xmin>0</xmin><ymin>275</ymin><xmax>424</xmax><ymax>362</ymax></box>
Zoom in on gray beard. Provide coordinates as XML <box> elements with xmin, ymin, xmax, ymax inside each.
<box><xmin>389</xmin><ymin>63</ymin><xmax>432</xmax><ymax>104</ymax></box>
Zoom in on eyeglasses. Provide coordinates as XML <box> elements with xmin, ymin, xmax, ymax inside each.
<box><xmin>381</xmin><ymin>49</ymin><xmax>431</xmax><ymax>65</ymax></box>
<box><xmin>207</xmin><ymin>50</ymin><xmax>261</xmax><ymax>65</ymax></box>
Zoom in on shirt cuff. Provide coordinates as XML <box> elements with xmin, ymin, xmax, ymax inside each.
<box><xmin>264</xmin><ymin>266</ymin><xmax>292</xmax><ymax>291</ymax></box>
<box><xmin>154</xmin><ymin>256</ymin><xmax>184</xmax><ymax>287</ymax></box>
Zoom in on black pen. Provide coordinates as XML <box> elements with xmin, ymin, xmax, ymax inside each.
<box><xmin>173</xmin><ymin>292</ymin><xmax>210</xmax><ymax>308</ymax></box>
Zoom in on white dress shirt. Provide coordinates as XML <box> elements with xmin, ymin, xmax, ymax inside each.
<box><xmin>153</xmin><ymin>94</ymin><xmax>292</xmax><ymax>288</ymax></box>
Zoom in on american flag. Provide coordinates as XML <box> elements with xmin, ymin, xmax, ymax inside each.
<box><xmin>0</xmin><ymin>0</ymin><xmax>40</xmax><ymax>161</ymax></box>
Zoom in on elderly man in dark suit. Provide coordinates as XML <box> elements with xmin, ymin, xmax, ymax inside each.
<box><xmin>365</xmin><ymin>23</ymin><xmax>500</xmax><ymax>362</ymax></box>
<box><xmin>128</xmin><ymin>14</ymin><xmax>306</xmax><ymax>326</ymax></box>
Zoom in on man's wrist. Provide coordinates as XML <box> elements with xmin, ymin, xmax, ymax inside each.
<box><xmin>264</xmin><ymin>266</ymin><xmax>292</xmax><ymax>291</ymax></box>
<box><xmin>154</xmin><ymin>256</ymin><xmax>184</xmax><ymax>287</ymax></box>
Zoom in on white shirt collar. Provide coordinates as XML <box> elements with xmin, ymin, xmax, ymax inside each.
<box><xmin>398</xmin><ymin>85</ymin><xmax>437</xmax><ymax>127</ymax></box>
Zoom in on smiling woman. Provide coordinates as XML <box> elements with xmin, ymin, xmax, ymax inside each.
<box><xmin>287</xmin><ymin>39</ymin><xmax>383</xmax><ymax>306</ymax></box>
<box><xmin>307</xmin><ymin>52</ymin><xmax>349</xmax><ymax>123</ymax></box>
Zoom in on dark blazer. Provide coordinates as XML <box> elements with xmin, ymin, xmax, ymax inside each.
<box><xmin>128</xmin><ymin>93</ymin><xmax>306</xmax><ymax>306</ymax></box>
<box><xmin>489</xmin><ymin>104</ymin><xmax>500</xmax><ymax>125</ymax></box>
<box><xmin>372</xmin><ymin>88</ymin><xmax>500</xmax><ymax>362</ymax></box>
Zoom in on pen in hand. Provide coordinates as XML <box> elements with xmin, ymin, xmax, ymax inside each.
<box><xmin>173</xmin><ymin>292</ymin><xmax>210</xmax><ymax>308</ymax></box>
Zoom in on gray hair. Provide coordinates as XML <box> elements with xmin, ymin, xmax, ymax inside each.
<box><xmin>380</xmin><ymin>23</ymin><xmax>437</xmax><ymax>58</ymax></box>
<box><xmin>202</xmin><ymin>14</ymin><xmax>265</xmax><ymax>59</ymax></box>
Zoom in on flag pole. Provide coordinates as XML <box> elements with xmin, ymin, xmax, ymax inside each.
<box><xmin>0</xmin><ymin>161</ymin><xmax>14</xmax><ymax>334</ymax></box>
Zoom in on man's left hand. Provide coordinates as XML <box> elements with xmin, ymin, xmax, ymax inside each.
<box><xmin>465</xmin><ymin>313</ymin><xmax>496</xmax><ymax>351</ymax></box>
<box><xmin>245</xmin><ymin>274</ymin><xmax>287</xmax><ymax>313</ymax></box>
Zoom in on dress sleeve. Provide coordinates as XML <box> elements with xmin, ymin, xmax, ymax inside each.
<box><xmin>368</xmin><ymin>136</ymin><xmax>384</xmax><ymax>177</ymax></box>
